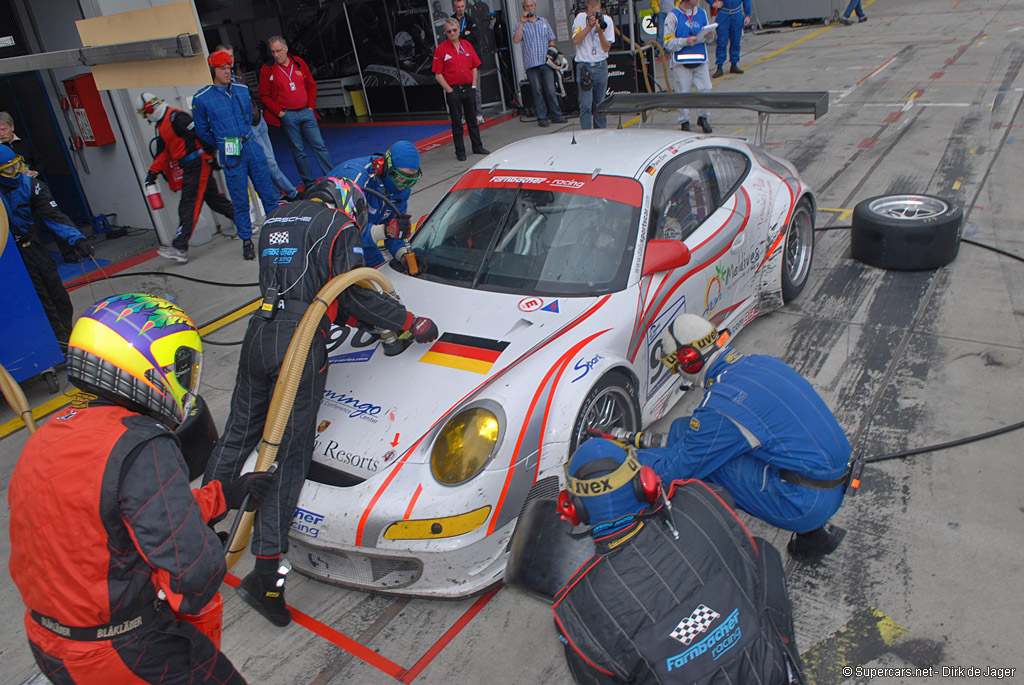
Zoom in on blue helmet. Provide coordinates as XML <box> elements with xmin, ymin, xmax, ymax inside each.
<box><xmin>560</xmin><ymin>438</ymin><xmax>651</xmax><ymax>535</ymax></box>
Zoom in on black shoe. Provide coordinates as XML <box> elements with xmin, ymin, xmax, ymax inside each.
<box><xmin>858</xmin><ymin>14</ymin><xmax>868</xmax><ymax>22</ymax></box>
<box><xmin>456</xmin><ymin>151</ymin><xmax>467</xmax><ymax>161</ymax></box>
<box><xmin>711</xmin><ymin>65</ymin><xmax>724</xmax><ymax>78</ymax></box>
<box><xmin>242</xmin><ymin>239</ymin><xmax>255</xmax><ymax>261</ymax></box>
<box><xmin>284</xmin><ymin>192</ymin><xmax>300</xmax><ymax>202</ymax></box>
<box><xmin>730</xmin><ymin>63</ymin><xmax>744</xmax><ymax>74</ymax></box>
<box><xmin>551</xmin><ymin>117</ymin><xmax>568</xmax><ymax>124</ymax></box>
<box><xmin>473</xmin><ymin>147</ymin><xmax>490</xmax><ymax>155</ymax></box>
<box><xmin>538</xmin><ymin>119</ymin><xmax>551</xmax><ymax>128</ymax></box>
<box><xmin>839</xmin><ymin>15</ymin><xmax>853</xmax><ymax>24</ymax></box>
<box><xmin>697</xmin><ymin>117</ymin><xmax>712</xmax><ymax>134</ymax></box>
<box><xmin>680</xmin><ymin>121</ymin><xmax>691</xmax><ymax>132</ymax></box>
<box><xmin>235</xmin><ymin>570</ymin><xmax>292</xmax><ymax>627</ymax></box>
<box><xmin>787</xmin><ymin>524</ymin><xmax>846</xmax><ymax>563</ymax></box>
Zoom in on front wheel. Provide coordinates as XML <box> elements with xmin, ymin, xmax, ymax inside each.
<box><xmin>569</xmin><ymin>371</ymin><xmax>641</xmax><ymax>455</ymax></box>
<box><xmin>782</xmin><ymin>199</ymin><xmax>815</xmax><ymax>302</ymax></box>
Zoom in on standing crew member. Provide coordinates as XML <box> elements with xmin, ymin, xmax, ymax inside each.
<box><xmin>638</xmin><ymin>314</ymin><xmax>855</xmax><ymax>562</ymax></box>
<box><xmin>329</xmin><ymin>140</ymin><xmax>422</xmax><ymax>269</ymax></box>
<box><xmin>572</xmin><ymin>0</ymin><xmax>615</xmax><ymax>130</ymax></box>
<box><xmin>259</xmin><ymin>36</ymin><xmax>333</xmax><ymax>188</ymax></box>
<box><xmin>9</xmin><ymin>294</ymin><xmax>274</xmax><ymax>683</ymax></box>
<box><xmin>0</xmin><ymin>145</ymin><xmax>92</xmax><ymax>346</ymax></box>
<box><xmin>452</xmin><ymin>0</ymin><xmax>486</xmax><ymax>124</ymax></box>
<box><xmin>710</xmin><ymin>0</ymin><xmax>751</xmax><ymax>78</ymax></box>
<box><xmin>551</xmin><ymin>438</ymin><xmax>804</xmax><ymax>683</ymax></box>
<box><xmin>433</xmin><ymin>17</ymin><xmax>490</xmax><ymax>162</ymax></box>
<box><xmin>663</xmin><ymin>0</ymin><xmax>715</xmax><ymax>133</ymax></box>
<box><xmin>137</xmin><ymin>92</ymin><xmax>236</xmax><ymax>264</ymax></box>
<box><xmin>192</xmin><ymin>50</ymin><xmax>280</xmax><ymax>261</ymax></box>
<box><xmin>204</xmin><ymin>178</ymin><xmax>438</xmax><ymax>627</ymax></box>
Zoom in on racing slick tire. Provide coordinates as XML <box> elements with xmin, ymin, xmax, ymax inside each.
<box><xmin>569</xmin><ymin>371</ymin><xmax>641</xmax><ymax>454</ymax></box>
<box><xmin>850</xmin><ymin>194</ymin><xmax>963</xmax><ymax>271</ymax></box>
<box><xmin>782</xmin><ymin>198</ymin><xmax>815</xmax><ymax>302</ymax></box>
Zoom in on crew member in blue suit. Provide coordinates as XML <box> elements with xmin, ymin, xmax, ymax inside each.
<box><xmin>0</xmin><ymin>145</ymin><xmax>92</xmax><ymax>346</ymax></box>
<box><xmin>710</xmin><ymin>0</ymin><xmax>751</xmax><ymax>79</ymax></box>
<box><xmin>638</xmin><ymin>313</ymin><xmax>856</xmax><ymax>562</ymax></box>
<box><xmin>328</xmin><ymin>140</ymin><xmax>422</xmax><ymax>269</ymax></box>
<box><xmin>192</xmin><ymin>50</ymin><xmax>280</xmax><ymax>261</ymax></box>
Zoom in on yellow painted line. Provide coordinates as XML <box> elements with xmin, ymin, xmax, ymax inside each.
<box><xmin>953</xmin><ymin>180</ymin><xmax>962</xmax><ymax>190</ymax></box>
<box><xmin>0</xmin><ymin>298</ymin><xmax>261</xmax><ymax>441</ymax></box>
<box><xmin>731</xmin><ymin>127</ymin><xmax>745</xmax><ymax>136</ymax></box>
<box><xmin>819</xmin><ymin>207</ymin><xmax>854</xmax><ymax>221</ymax></box>
<box><xmin>802</xmin><ymin>607</ymin><xmax>909</xmax><ymax>684</ymax></box>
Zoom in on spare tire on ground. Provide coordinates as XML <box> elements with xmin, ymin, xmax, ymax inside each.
<box><xmin>850</xmin><ymin>194</ymin><xmax>963</xmax><ymax>270</ymax></box>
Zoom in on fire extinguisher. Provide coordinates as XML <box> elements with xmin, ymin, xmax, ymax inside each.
<box><xmin>145</xmin><ymin>182</ymin><xmax>165</xmax><ymax>210</ymax></box>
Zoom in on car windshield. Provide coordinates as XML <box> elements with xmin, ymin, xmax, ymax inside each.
<box><xmin>409</xmin><ymin>172</ymin><xmax>642</xmax><ymax>296</ymax></box>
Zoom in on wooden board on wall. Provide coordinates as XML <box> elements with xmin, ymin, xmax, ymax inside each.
<box><xmin>75</xmin><ymin>1</ymin><xmax>210</xmax><ymax>90</ymax></box>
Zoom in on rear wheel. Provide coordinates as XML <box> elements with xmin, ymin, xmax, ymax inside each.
<box><xmin>782</xmin><ymin>199</ymin><xmax>815</xmax><ymax>302</ymax></box>
<box><xmin>569</xmin><ymin>371</ymin><xmax>641</xmax><ymax>455</ymax></box>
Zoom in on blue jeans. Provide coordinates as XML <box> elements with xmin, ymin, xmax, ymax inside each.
<box><xmin>843</xmin><ymin>0</ymin><xmax>865</xmax><ymax>18</ymax></box>
<box><xmin>251</xmin><ymin>118</ymin><xmax>296</xmax><ymax>197</ymax></box>
<box><xmin>279</xmin><ymin>108</ymin><xmax>333</xmax><ymax>185</ymax></box>
<box><xmin>576</xmin><ymin>60</ymin><xmax>609</xmax><ymax>129</ymax></box>
<box><xmin>526</xmin><ymin>64</ymin><xmax>563</xmax><ymax>123</ymax></box>
<box><xmin>655</xmin><ymin>11</ymin><xmax>666</xmax><ymax>48</ymax></box>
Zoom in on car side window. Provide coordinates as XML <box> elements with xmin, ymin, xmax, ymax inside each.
<box><xmin>706</xmin><ymin>148</ymin><xmax>750</xmax><ymax>201</ymax></box>
<box><xmin>650</xmin><ymin>150</ymin><xmax>720</xmax><ymax>243</ymax></box>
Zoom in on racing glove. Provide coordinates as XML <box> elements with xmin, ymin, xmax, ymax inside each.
<box><xmin>145</xmin><ymin>170</ymin><xmax>158</xmax><ymax>185</ymax></box>
<box><xmin>407</xmin><ymin>316</ymin><xmax>438</xmax><ymax>344</ymax></box>
<box><xmin>74</xmin><ymin>239</ymin><xmax>95</xmax><ymax>259</ymax></box>
<box><xmin>547</xmin><ymin>47</ymin><xmax>559</xmax><ymax>61</ymax></box>
<box><xmin>386</xmin><ymin>214</ymin><xmax>413</xmax><ymax>241</ymax></box>
<box><xmin>222</xmin><ymin>471</ymin><xmax>276</xmax><ymax>511</ymax></box>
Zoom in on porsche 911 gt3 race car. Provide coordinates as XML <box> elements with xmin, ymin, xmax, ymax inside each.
<box><xmin>287</xmin><ymin>128</ymin><xmax>815</xmax><ymax>597</ymax></box>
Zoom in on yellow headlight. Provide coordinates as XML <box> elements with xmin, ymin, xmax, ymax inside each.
<box><xmin>431</xmin><ymin>408</ymin><xmax>500</xmax><ymax>484</ymax></box>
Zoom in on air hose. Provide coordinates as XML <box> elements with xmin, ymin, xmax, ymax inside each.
<box><xmin>224</xmin><ymin>266</ymin><xmax>398</xmax><ymax>569</ymax></box>
<box><xmin>0</xmin><ymin>201</ymin><xmax>39</xmax><ymax>433</ymax></box>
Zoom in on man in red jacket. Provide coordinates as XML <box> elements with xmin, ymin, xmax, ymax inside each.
<box><xmin>258</xmin><ymin>36</ymin><xmax>333</xmax><ymax>188</ymax></box>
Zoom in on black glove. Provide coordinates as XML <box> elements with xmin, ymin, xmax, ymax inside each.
<box><xmin>389</xmin><ymin>256</ymin><xmax>409</xmax><ymax>274</ymax></box>
<box><xmin>75</xmin><ymin>239</ymin><xmax>95</xmax><ymax>259</ymax></box>
<box><xmin>391</xmin><ymin>214</ymin><xmax>412</xmax><ymax>241</ymax></box>
<box><xmin>547</xmin><ymin>47</ymin><xmax>559</xmax><ymax>61</ymax></box>
<box><xmin>222</xmin><ymin>471</ymin><xmax>276</xmax><ymax>511</ymax></box>
<box><xmin>145</xmin><ymin>171</ymin><xmax>158</xmax><ymax>185</ymax></box>
<box><xmin>409</xmin><ymin>316</ymin><xmax>438</xmax><ymax>343</ymax></box>
<box><xmin>207</xmin><ymin>155</ymin><xmax>221</xmax><ymax>171</ymax></box>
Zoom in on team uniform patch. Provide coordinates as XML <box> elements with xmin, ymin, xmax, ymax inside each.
<box><xmin>690</xmin><ymin>417</ymin><xmax>700</xmax><ymax>431</ymax></box>
<box><xmin>670</xmin><ymin>604</ymin><xmax>721</xmax><ymax>645</ymax></box>
<box><xmin>268</xmin><ymin>231</ymin><xmax>289</xmax><ymax>245</ymax></box>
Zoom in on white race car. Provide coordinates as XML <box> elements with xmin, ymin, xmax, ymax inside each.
<box><xmin>288</xmin><ymin>128</ymin><xmax>815</xmax><ymax>597</ymax></box>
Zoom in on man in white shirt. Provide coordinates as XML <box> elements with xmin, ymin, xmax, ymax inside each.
<box><xmin>572</xmin><ymin>0</ymin><xmax>615</xmax><ymax>129</ymax></box>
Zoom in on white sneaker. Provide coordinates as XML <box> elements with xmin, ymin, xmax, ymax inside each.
<box><xmin>477</xmin><ymin>114</ymin><xmax>485</xmax><ymax>124</ymax></box>
<box><xmin>157</xmin><ymin>246</ymin><xmax>188</xmax><ymax>264</ymax></box>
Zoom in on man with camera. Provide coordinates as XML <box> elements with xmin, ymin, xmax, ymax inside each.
<box><xmin>513</xmin><ymin>0</ymin><xmax>567</xmax><ymax>128</ymax></box>
<box><xmin>572</xmin><ymin>0</ymin><xmax>614</xmax><ymax>129</ymax></box>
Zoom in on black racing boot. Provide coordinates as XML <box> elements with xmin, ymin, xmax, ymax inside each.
<box><xmin>242</xmin><ymin>239</ymin><xmax>255</xmax><ymax>261</ymax></box>
<box><xmin>730</xmin><ymin>63</ymin><xmax>744</xmax><ymax>74</ymax></box>
<box><xmin>711</xmin><ymin>65</ymin><xmax>724</xmax><ymax>78</ymax></box>
<box><xmin>680</xmin><ymin>121</ymin><xmax>692</xmax><ymax>132</ymax></box>
<box><xmin>787</xmin><ymin>524</ymin><xmax>846</xmax><ymax>563</ymax></box>
<box><xmin>697</xmin><ymin>116</ymin><xmax>713</xmax><ymax>133</ymax></box>
<box><xmin>236</xmin><ymin>567</ymin><xmax>292</xmax><ymax>627</ymax></box>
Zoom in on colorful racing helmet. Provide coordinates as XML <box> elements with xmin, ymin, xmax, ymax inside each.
<box><xmin>306</xmin><ymin>176</ymin><xmax>369</xmax><ymax>230</ymax></box>
<box><xmin>66</xmin><ymin>294</ymin><xmax>202</xmax><ymax>427</ymax></box>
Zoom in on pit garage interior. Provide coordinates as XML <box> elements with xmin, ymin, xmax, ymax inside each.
<box><xmin>3</xmin><ymin>0</ymin><xmax>1024</xmax><ymax>683</ymax></box>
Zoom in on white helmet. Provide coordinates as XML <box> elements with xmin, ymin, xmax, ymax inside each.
<box><xmin>137</xmin><ymin>92</ymin><xmax>167</xmax><ymax>123</ymax></box>
<box><xmin>659</xmin><ymin>313</ymin><xmax>725</xmax><ymax>377</ymax></box>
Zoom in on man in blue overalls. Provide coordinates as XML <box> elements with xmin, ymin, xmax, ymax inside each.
<box><xmin>192</xmin><ymin>50</ymin><xmax>280</xmax><ymax>261</ymax></box>
<box><xmin>663</xmin><ymin>0</ymin><xmax>715</xmax><ymax>133</ymax></box>
<box><xmin>637</xmin><ymin>313</ymin><xmax>856</xmax><ymax>562</ymax></box>
<box><xmin>711</xmin><ymin>0</ymin><xmax>751</xmax><ymax>79</ymax></box>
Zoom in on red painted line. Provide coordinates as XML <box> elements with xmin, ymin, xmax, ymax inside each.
<box><xmin>929</xmin><ymin>71</ymin><xmax>945</xmax><ymax>80</ymax></box>
<box><xmin>952</xmin><ymin>0</ymin><xmax>962</xmax><ymax>9</ymax></box>
<box><xmin>884</xmin><ymin>111</ymin><xmax>903</xmax><ymax>123</ymax></box>
<box><xmin>858</xmin><ymin>138</ymin><xmax>878</xmax><ymax>148</ymax></box>
<box><xmin>321</xmin><ymin>119</ymin><xmax>449</xmax><ymax>128</ymax></box>
<box><xmin>414</xmin><ymin>113</ymin><xmax>517</xmax><ymax>153</ymax></box>
<box><xmin>856</xmin><ymin>55</ymin><xmax>897</xmax><ymax>87</ymax></box>
<box><xmin>398</xmin><ymin>585</ymin><xmax>502</xmax><ymax>683</ymax></box>
<box><xmin>65</xmin><ymin>248</ymin><xmax>159</xmax><ymax>291</ymax></box>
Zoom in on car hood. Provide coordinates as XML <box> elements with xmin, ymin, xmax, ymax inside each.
<box><xmin>312</xmin><ymin>271</ymin><xmax>599</xmax><ymax>480</ymax></box>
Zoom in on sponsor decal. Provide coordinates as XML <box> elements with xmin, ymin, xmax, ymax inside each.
<box><xmin>316</xmin><ymin>439</ymin><xmax>379</xmax><ymax>472</ymax></box>
<box><xmin>55</xmin><ymin>409</ymin><xmax>77</xmax><ymax>421</ymax></box>
<box><xmin>352</xmin><ymin>246</ymin><xmax>363</xmax><ymax>254</ymax></box>
<box><xmin>645</xmin><ymin>165</ymin><xmax>657</xmax><ymax>175</ymax></box>
<box><xmin>291</xmin><ymin>506</ymin><xmax>325</xmax><ymax>538</ymax></box>
<box><xmin>419</xmin><ymin>333</ymin><xmax>510</xmax><ymax>375</ymax></box>
<box><xmin>262</xmin><ymin>246</ymin><xmax>299</xmax><ymax>264</ymax></box>
<box><xmin>666</xmin><ymin>608</ymin><xmax>742</xmax><ymax>671</ymax></box>
<box><xmin>40</xmin><ymin>616</ymin><xmax>71</xmax><ymax>637</ymax></box>
<box><xmin>317</xmin><ymin>420</ymin><xmax>330</xmax><ymax>433</ymax></box>
<box><xmin>549</xmin><ymin>179</ymin><xmax>585</xmax><ymax>189</ymax></box>
<box><xmin>690</xmin><ymin>416</ymin><xmax>700</xmax><ymax>430</ymax></box>
<box><xmin>263</xmin><ymin>215</ymin><xmax>313</xmax><ymax>224</ymax></box>
<box><xmin>268</xmin><ymin>231</ymin><xmax>289</xmax><ymax>245</ymax></box>
<box><xmin>328</xmin><ymin>346</ymin><xmax>377</xmax><ymax>364</ymax></box>
<box><xmin>518</xmin><ymin>296</ymin><xmax>543</xmax><ymax>312</ymax></box>
<box><xmin>724</xmin><ymin>349</ymin><xmax>742</xmax><ymax>363</ymax></box>
<box><xmin>321</xmin><ymin>389</ymin><xmax>383</xmax><ymax>422</ymax></box>
<box><xmin>453</xmin><ymin>169</ymin><xmax>644</xmax><ymax>207</ymax></box>
<box><xmin>388</xmin><ymin>406</ymin><xmax>398</xmax><ymax>422</ymax></box>
<box><xmin>571</xmin><ymin>353</ymin><xmax>603</xmax><ymax>383</ymax></box>
<box><xmin>95</xmin><ymin>616</ymin><xmax>144</xmax><ymax>639</ymax></box>
<box><xmin>646</xmin><ymin>296</ymin><xmax>688</xmax><ymax>398</ymax></box>
<box><xmin>383</xmin><ymin>449</ymin><xmax>397</xmax><ymax>462</ymax></box>
<box><xmin>670</xmin><ymin>604</ymin><xmax>721</xmax><ymax>645</ymax></box>
<box><xmin>540</xmin><ymin>300</ymin><xmax>560</xmax><ymax>313</ymax></box>
<box><xmin>490</xmin><ymin>175</ymin><xmax>547</xmax><ymax>185</ymax></box>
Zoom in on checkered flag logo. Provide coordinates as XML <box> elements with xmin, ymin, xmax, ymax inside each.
<box><xmin>669</xmin><ymin>604</ymin><xmax>721</xmax><ymax>645</ymax></box>
<box><xmin>269</xmin><ymin>231</ymin><xmax>289</xmax><ymax>245</ymax></box>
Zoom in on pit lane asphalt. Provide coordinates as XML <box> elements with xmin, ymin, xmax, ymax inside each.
<box><xmin>4</xmin><ymin>1</ymin><xmax>1024</xmax><ymax>682</ymax></box>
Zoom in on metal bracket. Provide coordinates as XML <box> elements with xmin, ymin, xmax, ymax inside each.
<box><xmin>0</xmin><ymin>33</ymin><xmax>204</xmax><ymax>76</ymax></box>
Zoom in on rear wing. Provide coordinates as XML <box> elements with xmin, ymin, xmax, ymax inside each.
<box><xmin>596</xmin><ymin>92</ymin><xmax>829</xmax><ymax>145</ymax></box>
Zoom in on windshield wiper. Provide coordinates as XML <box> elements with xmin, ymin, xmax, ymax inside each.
<box><xmin>470</xmin><ymin>183</ymin><xmax>522</xmax><ymax>289</ymax></box>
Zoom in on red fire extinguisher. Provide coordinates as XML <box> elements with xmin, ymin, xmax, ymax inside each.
<box><xmin>145</xmin><ymin>182</ymin><xmax>165</xmax><ymax>210</ymax></box>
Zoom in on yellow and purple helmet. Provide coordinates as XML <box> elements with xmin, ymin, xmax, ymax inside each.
<box><xmin>67</xmin><ymin>294</ymin><xmax>202</xmax><ymax>426</ymax></box>
<box><xmin>306</xmin><ymin>177</ymin><xmax>369</xmax><ymax>230</ymax></box>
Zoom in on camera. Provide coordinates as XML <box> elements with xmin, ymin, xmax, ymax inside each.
<box><xmin>594</xmin><ymin>11</ymin><xmax>607</xmax><ymax>30</ymax></box>
<box><xmin>526</xmin><ymin>11</ymin><xmax>535</xmax><ymax>17</ymax></box>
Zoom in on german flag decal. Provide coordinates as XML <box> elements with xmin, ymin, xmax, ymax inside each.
<box><xmin>419</xmin><ymin>333</ymin><xmax>510</xmax><ymax>374</ymax></box>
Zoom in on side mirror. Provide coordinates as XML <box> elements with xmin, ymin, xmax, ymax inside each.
<box><xmin>642</xmin><ymin>239</ymin><xmax>691</xmax><ymax>276</ymax></box>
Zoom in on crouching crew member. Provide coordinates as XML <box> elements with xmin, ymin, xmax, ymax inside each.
<box><xmin>638</xmin><ymin>314</ymin><xmax>857</xmax><ymax>562</ymax></box>
<box><xmin>552</xmin><ymin>438</ymin><xmax>804</xmax><ymax>684</ymax></box>
<box><xmin>9</xmin><ymin>294</ymin><xmax>274</xmax><ymax>683</ymax></box>
<box><xmin>204</xmin><ymin>178</ymin><xmax>438</xmax><ymax>627</ymax></box>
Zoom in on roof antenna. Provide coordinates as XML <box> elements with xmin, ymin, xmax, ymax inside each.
<box><xmin>571</xmin><ymin>120</ymin><xmax>577</xmax><ymax>145</ymax></box>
